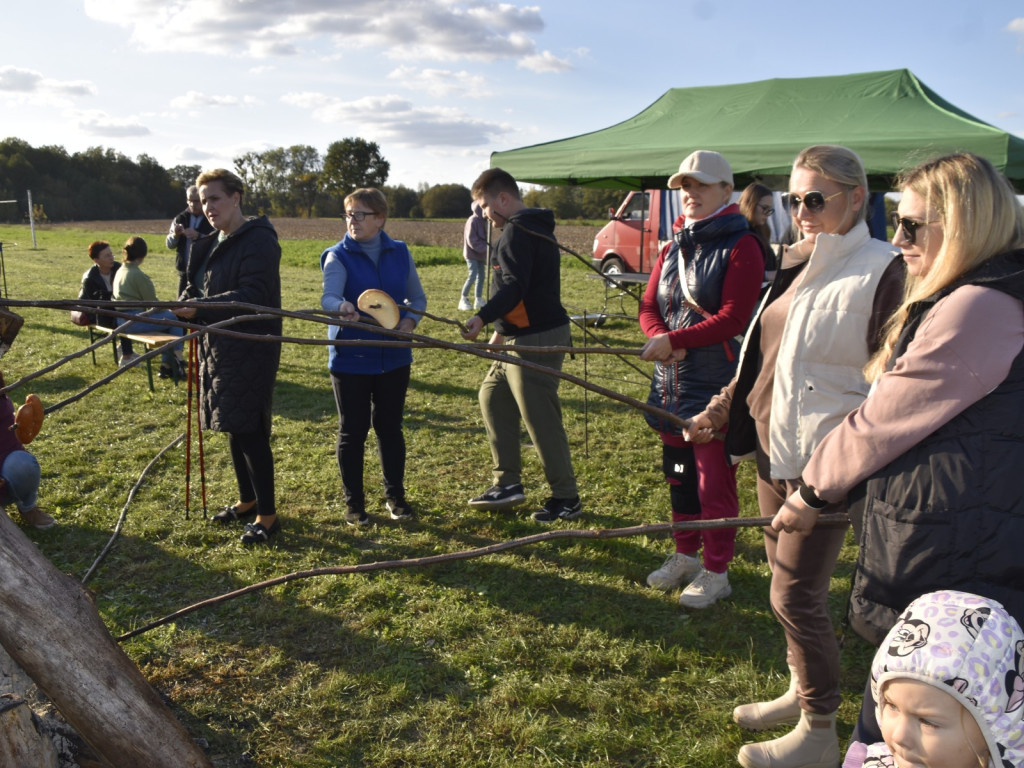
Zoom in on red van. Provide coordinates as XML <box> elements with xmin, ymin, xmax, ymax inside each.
<box><xmin>591</xmin><ymin>189</ymin><xmax>682</xmax><ymax>276</ymax></box>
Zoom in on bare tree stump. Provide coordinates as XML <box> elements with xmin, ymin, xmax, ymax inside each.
<box><xmin>0</xmin><ymin>695</ymin><xmax>59</xmax><ymax>767</ymax></box>
<box><xmin>0</xmin><ymin>511</ymin><xmax>212</xmax><ymax>768</ymax></box>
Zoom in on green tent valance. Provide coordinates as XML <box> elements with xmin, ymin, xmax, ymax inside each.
<box><xmin>490</xmin><ymin>69</ymin><xmax>1024</xmax><ymax>190</ymax></box>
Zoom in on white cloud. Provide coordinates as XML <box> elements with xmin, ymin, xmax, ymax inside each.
<box><xmin>518</xmin><ymin>50</ymin><xmax>572</xmax><ymax>74</ymax></box>
<box><xmin>0</xmin><ymin>66</ymin><xmax>97</xmax><ymax>97</ymax></box>
<box><xmin>82</xmin><ymin>0</ymin><xmax>556</xmax><ymax>68</ymax></box>
<box><xmin>169</xmin><ymin>91</ymin><xmax>261</xmax><ymax>109</ymax></box>
<box><xmin>386</xmin><ymin>66</ymin><xmax>493</xmax><ymax>98</ymax></box>
<box><xmin>1010</xmin><ymin>18</ymin><xmax>1024</xmax><ymax>49</ymax></box>
<box><xmin>75</xmin><ymin>110</ymin><xmax>151</xmax><ymax>138</ymax></box>
<box><xmin>280</xmin><ymin>90</ymin><xmax>509</xmax><ymax>147</ymax></box>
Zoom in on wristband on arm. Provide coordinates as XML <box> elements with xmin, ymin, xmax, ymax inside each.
<box><xmin>799</xmin><ymin>484</ymin><xmax>829</xmax><ymax>510</ymax></box>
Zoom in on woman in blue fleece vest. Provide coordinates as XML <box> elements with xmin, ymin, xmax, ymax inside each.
<box><xmin>320</xmin><ymin>188</ymin><xmax>427</xmax><ymax>525</ymax></box>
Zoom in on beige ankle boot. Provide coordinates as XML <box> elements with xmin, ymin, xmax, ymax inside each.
<box><xmin>737</xmin><ymin>710</ymin><xmax>839</xmax><ymax>768</ymax></box>
<box><xmin>733</xmin><ymin>665</ymin><xmax>801</xmax><ymax>730</ymax></box>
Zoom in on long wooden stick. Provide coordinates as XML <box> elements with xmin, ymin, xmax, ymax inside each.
<box><xmin>2</xmin><ymin>300</ymin><xmax>685</xmax><ymax>429</ymax></box>
<box><xmin>118</xmin><ymin>513</ymin><xmax>848</xmax><ymax>642</ymax></box>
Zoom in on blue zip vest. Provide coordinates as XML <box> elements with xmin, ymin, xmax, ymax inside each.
<box><xmin>645</xmin><ymin>212</ymin><xmax>751</xmax><ymax>432</ymax></box>
<box><xmin>321</xmin><ymin>232</ymin><xmax>412</xmax><ymax>375</ymax></box>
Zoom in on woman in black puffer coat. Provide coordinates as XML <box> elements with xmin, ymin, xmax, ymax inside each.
<box><xmin>174</xmin><ymin>168</ymin><xmax>282</xmax><ymax>546</ymax></box>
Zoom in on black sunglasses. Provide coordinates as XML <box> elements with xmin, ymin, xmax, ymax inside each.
<box><xmin>890</xmin><ymin>213</ymin><xmax>939</xmax><ymax>246</ymax></box>
<box><xmin>785</xmin><ymin>190</ymin><xmax>843</xmax><ymax>214</ymax></box>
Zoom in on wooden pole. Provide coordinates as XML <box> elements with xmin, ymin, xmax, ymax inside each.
<box><xmin>0</xmin><ymin>511</ymin><xmax>212</xmax><ymax>768</ymax></box>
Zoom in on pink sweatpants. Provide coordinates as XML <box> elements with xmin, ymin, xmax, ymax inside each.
<box><xmin>662</xmin><ymin>432</ymin><xmax>739</xmax><ymax>574</ymax></box>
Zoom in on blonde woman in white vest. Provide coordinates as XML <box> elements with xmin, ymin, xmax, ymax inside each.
<box><xmin>688</xmin><ymin>145</ymin><xmax>904</xmax><ymax>768</ymax></box>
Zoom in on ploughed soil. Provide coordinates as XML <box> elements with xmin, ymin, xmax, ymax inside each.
<box><xmin>47</xmin><ymin>218</ymin><xmax>601</xmax><ymax>258</ymax></box>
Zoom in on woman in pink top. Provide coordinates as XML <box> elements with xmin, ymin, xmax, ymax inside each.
<box><xmin>773</xmin><ymin>152</ymin><xmax>1024</xmax><ymax>753</ymax></box>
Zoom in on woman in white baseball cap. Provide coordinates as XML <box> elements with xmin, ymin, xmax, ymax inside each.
<box><xmin>639</xmin><ymin>150</ymin><xmax>769</xmax><ymax>610</ymax></box>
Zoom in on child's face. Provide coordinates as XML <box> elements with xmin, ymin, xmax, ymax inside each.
<box><xmin>880</xmin><ymin>679</ymin><xmax>988</xmax><ymax>768</ymax></box>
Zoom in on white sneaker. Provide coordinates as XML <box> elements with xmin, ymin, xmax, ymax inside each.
<box><xmin>646</xmin><ymin>552</ymin><xmax>701</xmax><ymax>591</ymax></box>
<box><xmin>473</xmin><ymin>298</ymin><xmax>484</xmax><ymax>310</ymax></box>
<box><xmin>118</xmin><ymin>351</ymin><xmax>142</xmax><ymax>368</ymax></box>
<box><xmin>678</xmin><ymin>568</ymin><xmax>731</xmax><ymax>609</ymax></box>
<box><xmin>458</xmin><ymin>297</ymin><xmax>473</xmax><ymax>311</ymax></box>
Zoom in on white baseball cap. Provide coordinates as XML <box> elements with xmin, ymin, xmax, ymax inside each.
<box><xmin>668</xmin><ymin>150</ymin><xmax>734</xmax><ymax>188</ymax></box>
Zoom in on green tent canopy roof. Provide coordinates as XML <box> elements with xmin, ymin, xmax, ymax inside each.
<box><xmin>490</xmin><ymin>69</ymin><xmax>1024</xmax><ymax>189</ymax></box>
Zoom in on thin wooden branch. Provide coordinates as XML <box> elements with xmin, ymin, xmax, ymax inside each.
<box><xmin>117</xmin><ymin>513</ymin><xmax>848</xmax><ymax>642</ymax></box>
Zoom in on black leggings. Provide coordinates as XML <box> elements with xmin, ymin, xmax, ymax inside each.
<box><xmin>331</xmin><ymin>365</ymin><xmax>410</xmax><ymax>508</ymax></box>
<box><xmin>227</xmin><ymin>425</ymin><xmax>276</xmax><ymax>517</ymax></box>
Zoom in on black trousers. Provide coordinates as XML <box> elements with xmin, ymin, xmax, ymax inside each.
<box><xmin>331</xmin><ymin>365</ymin><xmax>410</xmax><ymax>509</ymax></box>
<box><xmin>227</xmin><ymin>422</ymin><xmax>276</xmax><ymax>517</ymax></box>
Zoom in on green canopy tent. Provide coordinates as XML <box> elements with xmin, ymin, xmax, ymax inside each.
<box><xmin>490</xmin><ymin>69</ymin><xmax>1024</xmax><ymax>190</ymax></box>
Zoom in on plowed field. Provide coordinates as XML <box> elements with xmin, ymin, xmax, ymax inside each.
<box><xmin>47</xmin><ymin>218</ymin><xmax>601</xmax><ymax>257</ymax></box>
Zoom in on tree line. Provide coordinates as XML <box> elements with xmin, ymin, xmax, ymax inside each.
<box><xmin>0</xmin><ymin>136</ymin><xmax>627</xmax><ymax>223</ymax></box>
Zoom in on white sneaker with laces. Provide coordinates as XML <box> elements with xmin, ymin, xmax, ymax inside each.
<box><xmin>646</xmin><ymin>552</ymin><xmax>701</xmax><ymax>591</ymax></box>
<box><xmin>678</xmin><ymin>568</ymin><xmax>731</xmax><ymax>609</ymax></box>
<box><xmin>458</xmin><ymin>297</ymin><xmax>473</xmax><ymax>311</ymax></box>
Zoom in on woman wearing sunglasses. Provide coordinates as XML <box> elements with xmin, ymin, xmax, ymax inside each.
<box><xmin>772</xmin><ymin>153</ymin><xmax>1024</xmax><ymax>759</ymax></box>
<box><xmin>687</xmin><ymin>145</ymin><xmax>903</xmax><ymax>768</ymax></box>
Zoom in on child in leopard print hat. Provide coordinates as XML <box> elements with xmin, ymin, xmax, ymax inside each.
<box><xmin>845</xmin><ymin>590</ymin><xmax>1024</xmax><ymax>768</ymax></box>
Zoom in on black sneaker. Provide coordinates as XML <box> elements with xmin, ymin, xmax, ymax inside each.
<box><xmin>386</xmin><ymin>498</ymin><xmax>414</xmax><ymax>520</ymax></box>
<box><xmin>158</xmin><ymin>364</ymin><xmax>174</xmax><ymax>379</ymax></box>
<box><xmin>531</xmin><ymin>496</ymin><xmax>582</xmax><ymax>523</ymax></box>
<box><xmin>468</xmin><ymin>483</ymin><xmax>526</xmax><ymax>509</ymax></box>
<box><xmin>345</xmin><ymin>506</ymin><xmax>371</xmax><ymax>526</ymax></box>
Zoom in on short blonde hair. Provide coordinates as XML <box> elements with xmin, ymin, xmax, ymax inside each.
<box><xmin>792</xmin><ymin>145</ymin><xmax>869</xmax><ymax>222</ymax></box>
<box><xmin>344</xmin><ymin>188</ymin><xmax>388</xmax><ymax>218</ymax></box>
<box><xmin>196</xmin><ymin>168</ymin><xmax>245</xmax><ymax>199</ymax></box>
<box><xmin>865</xmin><ymin>152</ymin><xmax>1024</xmax><ymax>381</ymax></box>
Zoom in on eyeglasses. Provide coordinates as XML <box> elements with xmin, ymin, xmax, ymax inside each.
<box><xmin>757</xmin><ymin>204</ymin><xmax>775</xmax><ymax>216</ymax></box>
<box><xmin>786</xmin><ymin>190</ymin><xmax>844</xmax><ymax>214</ymax></box>
<box><xmin>344</xmin><ymin>211</ymin><xmax>377</xmax><ymax>222</ymax></box>
<box><xmin>890</xmin><ymin>213</ymin><xmax>939</xmax><ymax>246</ymax></box>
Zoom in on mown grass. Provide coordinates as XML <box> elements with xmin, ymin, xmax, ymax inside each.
<box><xmin>0</xmin><ymin>224</ymin><xmax>873</xmax><ymax>767</ymax></box>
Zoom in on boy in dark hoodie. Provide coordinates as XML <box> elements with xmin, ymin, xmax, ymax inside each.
<box><xmin>461</xmin><ymin>168</ymin><xmax>581</xmax><ymax>524</ymax></box>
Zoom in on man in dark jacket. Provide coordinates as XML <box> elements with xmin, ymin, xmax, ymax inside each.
<box><xmin>461</xmin><ymin>168</ymin><xmax>581</xmax><ymax>524</ymax></box>
<box><xmin>166</xmin><ymin>185</ymin><xmax>214</xmax><ymax>297</ymax></box>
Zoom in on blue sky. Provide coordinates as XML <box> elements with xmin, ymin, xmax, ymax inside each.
<box><xmin>2</xmin><ymin>1</ymin><xmax>1022</xmax><ymax>190</ymax></box>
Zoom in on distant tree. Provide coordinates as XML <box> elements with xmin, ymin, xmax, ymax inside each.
<box><xmin>286</xmin><ymin>144</ymin><xmax>322</xmax><ymax>218</ymax></box>
<box><xmin>419</xmin><ymin>183</ymin><xmax>472</xmax><ymax>218</ymax></box>
<box><xmin>233</xmin><ymin>151</ymin><xmax>274</xmax><ymax>214</ymax></box>
<box><xmin>521</xmin><ymin>185</ymin><xmax>625</xmax><ymax>220</ymax></box>
<box><xmin>383</xmin><ymin>184</ymin><xmax>419</xmax><ymax>218</ymax></box>
<box><xmin>581</xmin><ymin>188</ymin><xmax>628</xmax><ymax>219</ymax></box>
<box><xmin>321</xmin><ymin>138</ymin><xmax>389</xmax><ymax>198</ymax></box>
<box><xmin>168</xmin><ymin>164</ymin><xmax>202</xmax><ymax>190</ymax></box>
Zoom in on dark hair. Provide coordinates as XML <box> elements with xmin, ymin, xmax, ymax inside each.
<box><xmin>122</xmin><ymin>236</ymin><xmax>148</xmax><ymax>262</ymax></box>
<box><xmin>88</xmin><ymin>240</ymin><xmax>110</xmax><ymax>260</ymax></box>
<box><xmin>196</xmin><ymin>168</ymin><xmax>245</xmax><ymax>199</ymax></box>
<box><xmin>471</xmin><ymin>168</ymin><xmax>521</xmax><ymax>201</ymax></box>
<box><xmin>739</xmin><ymin>182</ymin><xmax>774</xmax><ymax>242</ymax></box>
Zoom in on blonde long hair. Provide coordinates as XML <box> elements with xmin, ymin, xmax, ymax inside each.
<box><xmin>864</xmin><ymin>153</ymin><xmax>1024</xmax><ymax>381</ymax></box>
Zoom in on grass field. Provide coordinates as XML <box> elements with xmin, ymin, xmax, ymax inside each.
<box><xmin>0</xmin><ymin>222</ymin><xmax>873</xmax><ymax>767</ymax></box>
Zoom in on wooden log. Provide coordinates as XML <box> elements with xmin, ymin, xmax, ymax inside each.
<box><xmin>0</xmin><ymin>511</ymin><xmax>212</xmax><ymax>768</ymax></box>
<box><xmin>0</xmin><ymin>695</ymin><xmax>59</xmax><ymax>767</ymax></box>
